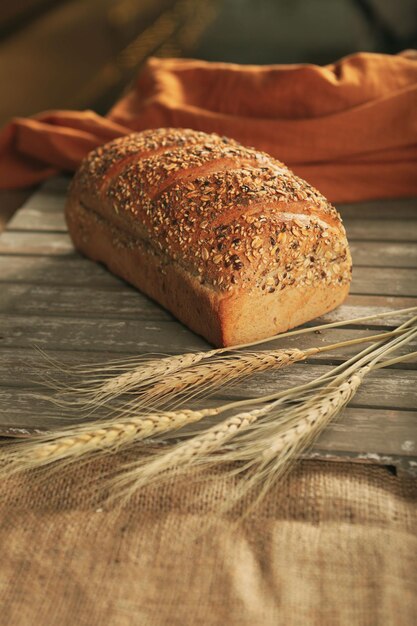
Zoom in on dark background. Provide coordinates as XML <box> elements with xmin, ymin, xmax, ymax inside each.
<box><xmin>1</xmin><ymin>0</ymin><xmax>416</xmax><ymax>127</ymax></box>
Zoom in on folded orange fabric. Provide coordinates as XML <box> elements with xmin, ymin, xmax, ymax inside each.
<box><xmin>1</xmin><ymin>52</ymin><xmax>416</xmax><ymax>202</ymax></box>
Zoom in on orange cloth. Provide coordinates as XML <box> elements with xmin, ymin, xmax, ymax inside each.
<box><xmin>0</xmin><ymin>52</ymin><xmax>416</xmax><ymax>202</ymax></box>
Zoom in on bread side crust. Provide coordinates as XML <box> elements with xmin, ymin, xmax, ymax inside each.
<box><xmin>218</xmin><ymin>282</ymin><xmax>349</xmax><ymax>346</ymax></box>
<box><xmin>66</xmin><ymin>195</ymin><xmax>349</xmax><ymax>347</ymax></box>
<box><xmin>65</xmin><ymin>195</ymin><xmax>227</xmax><ymax>346</ymax></box>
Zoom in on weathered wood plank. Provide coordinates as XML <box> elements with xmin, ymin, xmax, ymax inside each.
<box><xmin>318</xmin><ymin>295</ymin><xmax>417</xmax><ymax>325</ymax></box>
<box><xmin>0</xmin><ymin>231</ymin><xmax>73</xmax><ymax>255</ymax></box>
<box><xmin>0</xmin><ymin>187</ymin><xmax>34</xmax><ymax>233</ymax></box>
<box><xmin>337</xmin><ymin>197</ymin><xmax>417</xmax><ymax>220</ymax></box>
<box><xmin>311</xmin><ymin>407</ymin><xmax>417</xmax><ymax>459</ymax></box>
<box><xmin>0</xmin><ymin>312</ymin><xmax>209</xmax><ymax>352</ymax></box>
<box><xmin>349</xmin><ymin>241</ymin><xmax>417</xmax><ymax>268</ymax></box>
<box><xmin>0</xmin><ymin>283</ymin><xmax>416</xmax><ymax>326</ymax></box>
<box><xmin>220</xmin><ymin>365</ymin><xmax>417</xmax><ymax>409</ymax></box>
<box><xmin>0</xmin><ymin>315</ymin><xmax>415</xmax><ymax>366</ymax></box>
<box><xmin>1</xmin><ymin>254</ymin><xmax>416</xmax><ymax>296</ymax></box>
<box><xmin>343</xmin><ymin>219</ymin><xmax>417</xmax><ymax>242</ymax></box>
<box><xmin>0</xmin><ymin>380</ymin><xmax>417</xmax><ymax>448</ymax></box>
<box><xmin>7</xmin><ymin>207</ymin><xmax>67</xmax><ymax>232</ymax></box>
<box><xmin>0</xmin><ymin>282</ymin><xmax>172</xmax><ymax>320</ymax></box>
<box><xmin>0</xmin><ymin>254</ymin><xmax>119</xmax><ymax>287</ymax></box>
<box><xmin>350</xmin><ymin>267</ymin><xmax>417</xmax><ymax>297</ymax></box>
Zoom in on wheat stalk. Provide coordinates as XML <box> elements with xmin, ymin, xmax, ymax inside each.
<box><xmin>0</xmin><ymin>341</ymin><xmax>365</xmax><ymax>474</ymax></box>
<box><xmin>40</xmin><ymin>350</ymin><xmax>217</xmax><ymax>405</ymax></box>
<box><xmin>1</xmin><ymin>350</ymin><xmax>305</xmax><ymax>473</ymax></box>
<box><xmin>0</xmin><ymin>408</ymin><xmax>218</xmax><ymax>476</ymax></box>
<box><xmin>1</xmin><ymin>318</ymin><xmax>415</xmax><ymax>507</ymax></box>
<box><xmin>43</xmin><ymin>326</ymin><xmax>411</xmax><ymax>420</ymax></box>
<box><xmin>35</xmin><ymin>347</ymin><xmax>308</xmax><ymax>415</ymax></box>
<box><xmin>2</xmin><ymin>326</ymin><xmax>412</xmax><ymax>478</ymax></box>
<box><xmin>117</xmin><ymin>347</ymin><xmax>308</xmax><ymax>412</ymax></box>
<box><xmin>43</xmin><ymin>306</ymin><xmax>417</xmax><ymax>411</ymax></box>
<box><xmin>102</xmin><ymin>368</ymin><xmax>369</xmax><ymax>504</ymax></box>
<box><xmin>128</xmin><ymin>328</ymin><xmax>411</xmax><ymax>408</ymax></box>
<box><xmin>104</xmin><ymin>324</ymin><xmax>417</xmax><ymax>504</ymax></box>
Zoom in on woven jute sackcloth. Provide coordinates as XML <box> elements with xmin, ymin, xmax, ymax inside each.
<box><xmin>0</xmin><ymin>457</ymin><xmax>416</xmax><ymax>626</ymax></box>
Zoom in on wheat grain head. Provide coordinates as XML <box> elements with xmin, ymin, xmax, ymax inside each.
<box><xmin>0</xmin><ymin>408</ymin><xmax>219</xmax><ymax>476</ymax></box>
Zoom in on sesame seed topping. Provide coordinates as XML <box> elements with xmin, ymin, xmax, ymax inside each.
<box><xmin>76</xmin><ymin>128</ymin><xmax>350</xmax><ymax>294</ymax></box>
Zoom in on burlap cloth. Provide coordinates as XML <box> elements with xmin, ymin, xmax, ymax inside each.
<box><xmin>0</xmin><ymin>457</ymin><xmax>415</xmax><ymax>626</ymax></box>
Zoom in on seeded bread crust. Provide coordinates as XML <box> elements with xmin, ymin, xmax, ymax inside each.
<box><xmin>66</xmin><ymin>128</ymin><xmax>351</xmax><ymax>347</ymax></box>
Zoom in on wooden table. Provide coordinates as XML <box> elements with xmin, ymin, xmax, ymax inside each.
<box><xmin>1</xmin><ymin>178</ymin><xmax>416</xmax><ymax>474</ymax></box>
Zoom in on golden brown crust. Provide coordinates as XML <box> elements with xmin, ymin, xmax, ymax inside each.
<box><xmin>66</xmin><ymin>128</ymin><xmax>352</xmax><ymax>346</ymax></box>
<box><xmin>76</xmin><ymin>128</ymin><xmax>228</xmax><ymax>193</ymax></box>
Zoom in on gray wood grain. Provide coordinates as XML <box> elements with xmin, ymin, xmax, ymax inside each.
<box><xmin>0</xmin><ymin>231</ymin><xmax>73</xmax><ymax>255</ymax></box>
<box><xmin>337</xmin><ymin>197</ymin><xmax>417</xmax><ymax>220</ymax></box>
<box><xmin>0</xmin><ymin>385</ymin><xmax>415</xmax><ymax>472</ymax></box>
<box><xmin>343</xmin><ymin>219</ymin><xmax>417</xmax><ymax>241</ymax></box>
<box><xmin>7</xmin><ymin>208</ymin><xmax>67</xmax><ymax>232</ymax></box>
<box><xmin>1</xmin><ymin>314</ymin><xmax>416</xmax><ymax>361</ymax></box>
<box><xmin>349</xmin><ymin>241</ymin><xmax>417</xmax><ymax>268</ymax></box>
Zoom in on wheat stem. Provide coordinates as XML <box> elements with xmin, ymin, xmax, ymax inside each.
<box><xmin>12</xmin><ymin>333</ymin><xmax>400</xmax><ymax>469</ymax></box>
<box><xmin>262</xmin><ymin>368</ymin><xmax>368</xmax><ymax>458</ymax></box>
<box><xmin>87</xmin><ymin>350</ymin><xmax>218</xmax><ymax>403</ymax></box>
<box><xmin>105</xmin><ymin>369</ymin><xmax>367</xmax><ymax>501</ymax></box>
<box><xmin>119</xmin><ymin>348</ymin><xmax>307</xmax><ymax>411</ymax></box>
<box><xmin>20</xmin><ymin>331</ymin><xmax>416</xmax><ymax>472</ymax></box>
<box><xmin>46</xmin><ymin>306</ymin><xmax>417</xmax><ymax>407</ymax></box>
<box><xmin>222</xmin><ymin>320</ymin><xmax>416</xmax><ymax>412</ymax></box>
<box><xmin>141</xmin><ymin>327</ymin><xmax>407</xmax><ymax>401</ymax></box>
<box><xmin>49</xmin><ymin>329</ymin><xmax>410</xmax><ymax>416</ymax></box>
<box><xmin>10</xmin><ymin>327</ymin><xmax>412</xmax><ymax>472</ymax></box>
<box><xmin>105</xmin><ymin>327</ymin><xmax>417</xmax><ymax>502</ymax></box>
<box><xmin>374</xmin><ymin>350</ymin><xmax>417</xmax><ymax>369</ymax></box>
<box><xmin>1</xmin><ymin>408</ymin><xmax>219</xmax><ymax>475</ymax></box>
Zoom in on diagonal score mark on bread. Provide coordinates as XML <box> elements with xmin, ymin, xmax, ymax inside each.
<box><xmin>76</xmin><ymin>128</ymin><xmax>230</xmax><ymax>195</ymax></box>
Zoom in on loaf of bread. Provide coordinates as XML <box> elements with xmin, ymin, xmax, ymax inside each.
<box><xmin>65</xmin><ymin>128</ymin><xmax>351</xmax><ymax>347</ymax></box>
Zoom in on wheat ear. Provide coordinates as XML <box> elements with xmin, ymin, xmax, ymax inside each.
<box><xmin>118</xmin><ymin>348</ymin><xmax>308</xmax><ymax>411</ymax></box>
<box><xmin>8</xmin><ymin>335</ymin><xmax>387</xmax><ymax>471</ymax></box>
<box><xmin>45</xmin><ymin>350</ymin><xmax>217</xmax><ymax>405</ymax></box>
<box><xmin>3</xmin><ymin>349</ymin><xmax>305</xmax><ymax>471</ymax></box>
<box><xmin>3</xmin><ymin>329</ymin><xmax>400</xmax><ymax>481</ymax></box>
<box><xmin>0</xmin><ymin>408</ymin><xmax>219</xmax><ymax>477</ymax></box>
<box><xmin>72</xmin><ymin>328</ymin><xmax>408</xmax><ymax>417</ymax></box>
<box><xmin>103</xmin><ymin>369</ymin><xmax>368</xmax><ymax>501</ymax></box>
<box><xmin>104</xmin><ymin>324</ymin><xmax>417</xmax><ymax>503</ymax></box>
<box><xmin>43</xmin><ymin>306</ymin><xmax>417</xmax><ymax>408</ymax></box>
<box><xmin>132</xmin><ymin>328</ymin><xmax>412</xmax><ymax>404</ymax></box>
<box><xmin>1</xmin><ymin>323</ymin><xmax>414</xmax><ymax>497</ymax></box>
<box><xmin>206</xmin><ymin>328</ymin><xmax>417</xmax><ymax>508</ymax></box>
<box><xmin>212</xmin><ymin>367</ymin><xmax>371</xmax><ymax>513</ymax></box>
